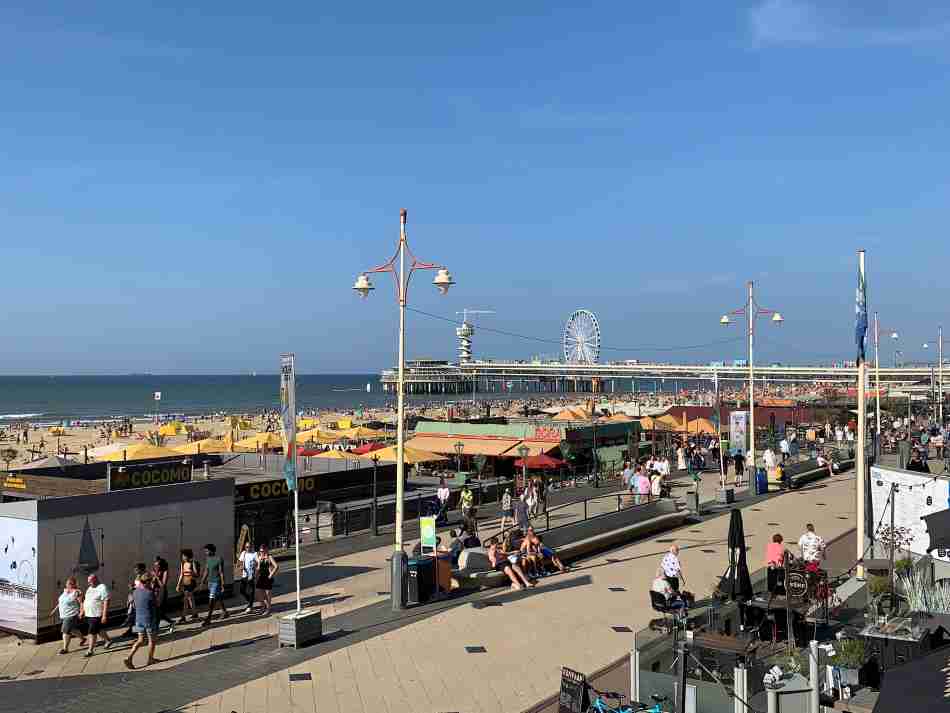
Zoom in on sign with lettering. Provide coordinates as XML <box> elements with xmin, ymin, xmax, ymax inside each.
<box><xmin>786</xmin><ymin>570</ymin><xmax>808</xmax><ymax>601</ymax></box>
<box><xmin>419</xmin><ymin>516</ymin><xmax>436</xmax><ymax>552</ymax></box>
<box><xmin>533</xmin><ymin>426</ymin><xmax>562</xmax><ymax>442</ymax></box>
<box><xmin>2</xmin><ymin>475</ymin><xmax>26</xmax><ymax>490</ymax></box>
<box><xmin>558</xmin><ymin>667</ymin><xmax>589</xmax><ymax>713</ymax></box>
<box><xmin>108</xmin><ymin>463</ymin><xmax>192</xmax><ymax>491</ymax></box>
<box><xmin>237</xmin><ymin>474</ymin><xmax>321</xmax><ymax>502</ymax></box>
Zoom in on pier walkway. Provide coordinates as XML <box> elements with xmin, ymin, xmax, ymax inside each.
<box><xmin>0</xmin><ymin>471</ymin><xmax>858</xmax><ymax>713</ymax></box>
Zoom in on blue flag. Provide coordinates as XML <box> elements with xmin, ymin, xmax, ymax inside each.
<box><xmin>855</xmin><ymin>264</ymin><xmax>868</xmax><ymax>363</ymax></box>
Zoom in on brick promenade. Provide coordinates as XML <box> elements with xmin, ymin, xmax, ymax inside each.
<box><xmin>0</xmin><ymin>471</ymin><xmax>858</xmax><ymax>713</ymax></box>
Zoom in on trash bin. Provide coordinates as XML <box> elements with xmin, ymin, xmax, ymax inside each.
<box><xmin>405</xmin><ymin>556</ymin><xmax>436</xmax><ymax>606</ymax></box>
<box><xmin>755</xmin><ymin>468</ymin><xmax>768</xmax><ymax>495</ymax></box>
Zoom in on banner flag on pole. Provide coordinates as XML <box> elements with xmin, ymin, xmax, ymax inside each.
<box><xmin>855</xmin><ymin>260</ymin><xmax>868</xmax><ymax>364</ymax></box>
<box><xmin>279</xmin><ymin>353</ymin><xmax>297</xmax><ymax>491</ymax></box>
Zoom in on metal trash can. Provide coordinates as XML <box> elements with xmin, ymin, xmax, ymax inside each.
<box><xmin>405</xmin><ymin>556</ymin><xmax>436</xmax><ymax>606</ymax></box>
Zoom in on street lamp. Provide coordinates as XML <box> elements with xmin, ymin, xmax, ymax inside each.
<box><xmin>922</xmin><ymin>329</ymin><xmax>944</xmax><ymax>424</ymax></box>
<box><xmin>872</xmin><ymin>315</ymin><xmax>899</xmax><ymax>441</ymax></box>
<box><xmin>354</xmin><ymin>207</ymin><xmax>455</xmax><ymax>610</ymax></box>
<box><xmin>370</xmin><ymin>453</ymin><xmax>380</xmax><ymax>537</ymax></box>
<box><xmin>719</xmin><ymin>281</ymin><xmax>784</xmax><ymax>481</ymax></box>
<box><xmin>517</xmin><ymin>443</ymin><xmax>529</xmax><ymax>494</ymax></box>
<box><xmin>454</xmin><ymin>440</ymin><xmax>464</xmax><ymax>475</ymax></box>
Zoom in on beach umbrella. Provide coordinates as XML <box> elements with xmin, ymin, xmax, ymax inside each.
<box><xmin>312</xmin><ymin>449</ymin><xmax>359</xmax><ymax>460</ymax></box>
<box><xmin>352</xmin><ymin>442</ymin><xmax>386</xmax><ymax>455</ymax></box>
<box><xmin>724</xmin><ymin>508</ymin><xmax>753</xmax><ymax>602</ymax></box>
<box><xmin>366</xmin><ymin>445</ymin><xmax>448</xmax><ymax>464</ymax></box>
<box><xmin>296</xmin><ymin>428</ymin><xmax>340</xmax><ymax>444</ymax></box>
<box><xmin>338</xmin><ymin>426</ymin><xmax>389</xmax><ymax>439</ymax></box>
<box><xmin>86</xmin><ymin>442</ymin><xmax>131</xmax><ymax>459</ymax></box>
<box><xmin>172</xmin><ymin>438</ymin><xmax>229</xmax><ymax>455</ymax></box>
<box><xmin>687</xmin><ymin>417</ymin><xmax>719</xmax><ymax>435</ymax></box>
<box><xmin>100</xmin><ymin>444</ymin><xmax>183</xmax><ymax>462</ymax></box>
<box><xmin>233</xmin><ymin>432</ymin><xmax>284</xmax><ymax>451</ymax></box>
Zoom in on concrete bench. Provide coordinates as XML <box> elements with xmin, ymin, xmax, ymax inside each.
<box><xmin>766</xmin><ymin>458</ymin><xmax>852</xmax><ymax>489</ymax></box>
<box><xmin>451</xmin><ymin>499</ymin><xmax>688</xmax><ymax>590</ymax></box>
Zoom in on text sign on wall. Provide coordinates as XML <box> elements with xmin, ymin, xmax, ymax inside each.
<box><xmin>109</xmin><ymin>463</ymin><xmax>192</xmax><ymax>491</ymax></box>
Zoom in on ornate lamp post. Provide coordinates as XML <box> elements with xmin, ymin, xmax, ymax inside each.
<box><xmin>517</xmin><ymin>443</ymin><xmax>529</xmax><ymax>494</ymax></box>
<box><xmin>719</xmin><ymin>281</ymin><xmax>784</xmax><ymax>481</ymax></box>
<box><xmin>354</xmin><ymin>208</ymin><xmax>455</xmax><ymax>610</ymax></box>
<box><xmin>370</xmin><ymin>453</ymin><xmax>380</xmax><ymax>537</ymax></box>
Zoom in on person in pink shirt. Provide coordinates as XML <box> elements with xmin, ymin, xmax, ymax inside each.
<box><xmin>765</xmin><ymin>533</ymin><xmax>788</xmax><ymax>597</ymax></box>
<box><xmin>635</xmin><ymin>471</ymin><xmax>651</xmax><ymax>505</ymax></box>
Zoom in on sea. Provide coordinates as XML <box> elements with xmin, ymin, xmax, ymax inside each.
<box><xmin>0</xmin><ymin>373</ymin><xmax>694</xmax><ymax>425</ymax></box>
<box><xmin>0</xmin><ymin>374</ymin><xmax>386</xmax><ymax>424</ymax></box>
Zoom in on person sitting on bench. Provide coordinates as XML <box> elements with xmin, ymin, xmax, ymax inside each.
<box><xmin>651</xmin><ymin>568</ymin><xmax>687</xmax><ymax>612</ymax></box>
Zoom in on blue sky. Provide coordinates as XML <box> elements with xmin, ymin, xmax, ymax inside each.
<box><xmin>2</xmin><ymin>1</ymin><xmax>950</xmax><ymax>374</ymax></box>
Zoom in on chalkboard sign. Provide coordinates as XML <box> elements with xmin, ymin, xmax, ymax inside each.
<box><xmin>559</xmin><ymin>667</ymin><xmax>589</xmax><ymax>713</ymax></box>
<box><xmin>786</xmin><ymin>570</ymin><xmax>808</xmax><ymax>601</ymax></box>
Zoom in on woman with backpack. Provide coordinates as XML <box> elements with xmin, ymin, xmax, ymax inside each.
<box><xmin>176</xmin><ymin>549</ymin><xmax>200</xmax><ymax>623</ymax></box>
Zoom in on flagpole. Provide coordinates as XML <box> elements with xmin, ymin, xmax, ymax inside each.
<box><xmin>856</xmin><ymin>251</ymin><xmax>868</xmax><ymax>580</ymax></box>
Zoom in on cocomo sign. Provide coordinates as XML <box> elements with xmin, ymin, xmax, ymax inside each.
<box><xmin>110</xmin><ymin>464</ymin><xmax>192</xmax><ymax>490</ymax></box>
<box><xmin>241</xmin><ymin>475</ymin><xmax>319</xmax><ymax>501</ymax></box>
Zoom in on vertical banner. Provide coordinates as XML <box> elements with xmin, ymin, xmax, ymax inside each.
<box><xmin>279</xmin><ymin>353</ymin><xmax>297</xmax><ymax>490</ymax></box>
<box><xmin>729</xmin><ymin>411</ymin><xmax>748</xmax><ymax>455</ymax></box>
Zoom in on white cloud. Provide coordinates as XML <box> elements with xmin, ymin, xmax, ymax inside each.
<box><xmin>748</xmin><ymin>0</ymin><xmax>950</xmax><ymax>47</ymax></box>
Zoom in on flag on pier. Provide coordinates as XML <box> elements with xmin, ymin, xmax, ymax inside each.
<box><xmin>855</xmin><ymin>259</ymin><xmax>868</xmax><ymax>364</ymax></box>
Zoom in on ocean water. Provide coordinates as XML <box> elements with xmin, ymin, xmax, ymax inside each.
<box><xmin>0</xmin><ymin>374</ymin><xmax>695</xmax><ymax>424</ymax></box>
<box><xmin>0</xmin><ymin>374</ymin><xmax>385</xmax><ymax>422</ymax></box>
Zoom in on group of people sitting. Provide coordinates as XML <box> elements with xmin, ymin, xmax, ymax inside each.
<box><xmin>486</xmin><ymin>527</ymin><xmax>567</xmax><ymax>591</ymax></box>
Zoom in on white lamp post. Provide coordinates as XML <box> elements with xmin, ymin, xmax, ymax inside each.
<box><xmin>719</xmin><ymin>281</ymin><xmax>784</xmax><ymax>481</ymax></box>
<box><xmin>354</xmin><ymin>208</ymin><xmax>454</xmax><ymax>610</ymax></box>
<box><xmin>872</xmin><ymin>316</ymin><xmax>899</xmax><ymax>440</ymax></box>
<box><xmin>922</xmin><ymin>329</ymin><xmax>944</xmax><ymax>424</ymax></box>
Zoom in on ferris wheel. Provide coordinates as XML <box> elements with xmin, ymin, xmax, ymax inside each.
<box><xmin>563</xmin><ymin>309</ymin><xmax>601</xmax><ymax>364</ymax></box>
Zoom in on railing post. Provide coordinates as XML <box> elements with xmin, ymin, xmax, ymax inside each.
<box><xmin>617</xmin><ymin>494</ymin><xmax>621</xmax><ymax>512</ymax></box>
<box><xmin>344</xmin><ymin>506</ymin><xmax>350</xmax><ymax>536</ymax></box>
<box><xmin>584</xmin><ymin>498</ymin><xmax>588</xmax><ymax>520</ymax></box>
<box><xmin>546</xmin><ymin>510</ymin><xmax>550</xmax><ymax>531</ymax></box>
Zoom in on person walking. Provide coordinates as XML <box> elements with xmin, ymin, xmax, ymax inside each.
<box><xmin>635</xmin><ymin>469</ymin><xmax>651</xmax><ymax>505</ymax></box>
<box><xmin>80</xmin><ymin>574</ymin><xmax>112</xmax><ymax>657</ymax></box>
<box><xmin>48</xmin><ymin>576</ymin><xmax>83</xmax><ymax>654</ymax></box>
<box><xmin>121</xmin><ymin>563</ymin><xmax>148</xmax><ymax>637</ymax></box>
<box><xmin>435</xmin><ymin>478</ymin><xmax>450</xmax><ymax>525</ymax></box>
<box><xmin>733</xmin><ymin>450</ymin><xmax>746</xmax><ymax>487</ymax></box>
<box><xmin>797</xmin><ymin>523</ymin><xmax>825</xmax><ymax>573</ymax></box>
<box><xmin>238</xmin><ymin>540</ymin><xmax>258</xmax><ymax>613</ymax></box>
<box><xmin>124</xmin><ymin>574</ymin><xmax>158</xmax><ymax>669</ymax></box>
<box><xmin>499</xmin><ymin>488</ymin><xmax>513</xmax><ymax>531</ymax></box>
<box><xmin>514</xmin><ymin>492</ymin><xmax>530</xmax><ymax>532</ymax></box>
<box><xmin>151</xmin><ymin>555</ymin><xmax>175</xmax><ymax>633</ymax></box>
<box><xmin>200</xmin><ymin>543</ymin><xmax>229</xmax><ymax>626</ymax></box>
<box><xmin>176</xmin><ymin>549</ymin><xmax>200</xmax><ymax>623</ymax></box>
<box><xmin>660</xmin><ymin>544</ymin><xmax>684</xmax><ymax>592</ymax></box>
<box><xmin>254</xmin><ymin>544</ymin><xmax>279</xmax><ymax>616</ymax></box>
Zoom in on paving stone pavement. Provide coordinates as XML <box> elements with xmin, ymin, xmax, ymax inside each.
<box><xmin>0</xmin><ymin>471</ymin><xmax>858</xmax><ymax>713</ymax></box>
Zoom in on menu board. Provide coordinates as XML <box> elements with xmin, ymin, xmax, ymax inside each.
<box><xmin>558</xmin><ymin>667</ymin><xmax>589</xmax><ymax>713</ymax></box>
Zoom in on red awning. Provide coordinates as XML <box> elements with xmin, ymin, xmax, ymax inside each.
<box><xmin>352</xmin><ymin>442</ymin><xmax>385</xmax><ymax>455</ymax></box>
<box><xmin>298</xmin><ymin>446</ymin><xmax>325</xmax><ymax>457</ymax></box>
<box><xmin>513</xmin><ymin>454</ymin><xmax>566</xmax><ymax>470</ymax></box>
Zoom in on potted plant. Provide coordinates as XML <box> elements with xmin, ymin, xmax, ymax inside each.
<box><xmin>828</xmin><ymin>638</ymin><xmax>865</xmax><ymax>687</ymax></box>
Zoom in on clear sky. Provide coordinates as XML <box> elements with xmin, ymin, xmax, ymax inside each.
<box><xmin>2</xmin><ymin>1</ymin><xmax>950</xmax><ymax>374</ymax></box>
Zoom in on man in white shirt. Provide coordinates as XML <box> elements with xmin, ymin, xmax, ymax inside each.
<box><xmin>797</xmin><ymin>523</ymin><xmax>825</xmax><ymax>571</ymax></box>
<box><xmin>81</xmin><ymin>574</ymin><xmax>112</xmax><ymax>657</ymax></box>
<box><xmin>436</xmin><ymin>478</ymin><xmax>451</xmax><ymax>524</ymax></box>
<box><xmin>779</xmin><ymin>437</ymin><xmax>790</xmax><ymax>463</ymax></box>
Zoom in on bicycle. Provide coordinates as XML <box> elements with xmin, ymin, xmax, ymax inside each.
<box><xmin>586</xmin><ymin>686</ymin><xmax>670</xmax><ymax>713</ymax></box>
